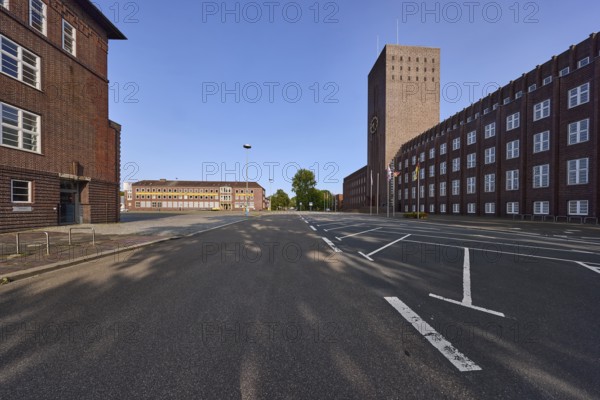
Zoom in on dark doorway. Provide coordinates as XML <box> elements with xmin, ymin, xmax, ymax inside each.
<box><xmin>60</xmin><ymin>180</ymin><xmax>80</xmax><ymax>224</ymax></box>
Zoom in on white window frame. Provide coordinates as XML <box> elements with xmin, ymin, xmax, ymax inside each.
<box><xmin>533</xmin><ymin>201</ymin><xmax>549</xmax><ymax>215</ymax></box>
<box><xmin>1</xmin><ymin>102</ymin><xmax>41</xmax><ymax>153</ymax></box>
<box><xmin>440</xmin><ymin>161</ymin><xmax>447</xmax><ymax>175</ymax></box>
<box><xmin>507</xmin><ymin>112</ymin><xmax>520</xmax><ymax>131</ymax></box>
<box><xmin>515</xmin><ymin>91</ymin><xmax>523</xmax><ymax>99</ymax></box>
<box><xmin>429</xmin><ymin>184</ymin><xmax>435</xmax><ymax>197</ymax></box>
<box><xmin>0</xmin><ymin>35</ymin><xmax>41</xmax><ymax>89</ymax></box>
<box><xmin>485</xmin><ymin>203</ymin><xmax>495</xmax><ymax>214</ymax></box>
<box><xmin>567</xmin><ymin>158</ymin><xmax>589</xmax><ymax>185</ymax></box>
<box><xmin>467</xmin><ymin>131</ymin><xmax>476</xmax><ymax>145</ymax></box>
<box><xmin>506</xmin><ymin>170</ymin><xmax>519</xmax><ymax>191</ymax></box>
<box><xmin>568</xmin><ymin>82</ymin><xmax>590</xmax><ymax>109</ymax></box>
<box><xmin>533</xmin><ymin>99</ymin><xmax>550</xmax><ymax>121</ymax></box>
<box><xmin>452</xmin><ymin>204</ymin><xmax>460</xmax><ymax>214</ymax></box>
<box><xmin>451</xmin><ymin>180</ymin><xmax>460</xmax><ymax>196</ymax></box>
<box><xmin>429</xmin><ymin>165</ymin><xmax>435</xmax><ymax>178</ymax></box>
<box><xmin>420</xmin><ymin>185</ymin><xmax>425</xmax><ymax>198</ymax></box>
<box><xmin>506</xmin><ymin>202</ymin><xmax>519</xmax><ymax>215</ymax></box>
<box><xmin>419</xmin><ymin>152</ymin><xmax>425</xmax><ymax>162</ymax></box>
<box><xmin>440</xmin><ymin>143</ymin><xmax>447</xmax><ymax>155</ymax></box>
<box><xmin>29</xmin><ymin>0</ymin><xmax>47</xmax><ymax>36</ymax></box>
<box><xmin>568</xmin><ymin>200</ymin><xmax>588</xmax><ymax>216</ymax></box>
<box><xmin>11</xmin><ymin>179</ymin><xmax>32</xmax><ymax>203</ymax></box>
<box><xmin>452</xmin><ymin>157</ymin><xmax>460</xmax><ymax>172</ymax></box>
<box><xmin>452</xmin><ymin>138</ymin><xmax>460</xmax><ymax>151</ymax></box>
<box><xmin>533</xmin><ymin>131</ymin><xmax>550</xmax><ymax>153</ymax></box>
<box><xmin>439</xmin><ymin>182</ymin><xmax>447</xmax><ymax>197</ymax></box>
<box><xmin>429</xmin><ymin>148</ymin><xmax>435</xmax><ymax>159</ymax></box>
<box><xmin>484</xmin><ymin>147</ymin><xmax>495</xmax><ymax>164</ymax></box>
<box><xmin>528</xmin><ymin>84</ymin><xmax>537</xmax><ymax>93</ymax></box>
<box><xmin>467</xmin><ymin>203</ymin><xmax>476</xmax><ymax>214</ymax></box>
<box><xmin>429</xmin><ymin>204</ymin><xmax>435</xmax><ymax>213</ymax></box>
<box><xmin>484</xmin><ymin>122</ymin><xmax>496</xmax><ymax>139</ymax></box>
<box><xmin>484</xmin><ymin>174</ymin><xmax>495</xmax><ymax>193</ymax></box>
<box><xmin>466</xmin><ymin>177</ymin><xmax>476</xmax><ymax>194</ymax></box>
<box><xmin>568</xmin><ymin>119</ymin><xmax>589</xmax><ymax>145</ymax></box>
<box><xmin>559</xmin><ymin>67</ymin><xmax>570</xmax><ymax>77</ymax></box>
<box><xmin>62</xmin><ymin>19</ymin><xmax>76</xmax><ymax>56</ymax></box>
<box><xmin>533</xmin><ymin>164</ymin><xmax>550</xmax><ymax>188</ymax></box>
<box><xmin>543</xmin><ymin>76</ymin><xmax>552</xmax><ymax>86</ymax></box>
<box><xmin>578</xmin><ymin>57</ymin><xmax>590</xmax><ymax>68</ymax></box>
<box><xmin>440</xmin><ymin>204</ymin><xmax>447</xmax><ymax>214</ymax></box>
<box><xmin>506</xmin><ymin>140</ymin><xmax>519</xmax><ymax>160</ymax></box>
<box><xmin>466</xmin><ymin>153</ymin><xmax>476</xmax><ymax>169</ymax></box>
<box><xmin>503</xmin><ymin>97</ymin><xmax>511</xmax><ymax>105</ymax></box>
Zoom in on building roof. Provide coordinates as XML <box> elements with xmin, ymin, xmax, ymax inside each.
<box><xmin>132</xmin><ymin>180</ymin><xmax>265</xmax><ymax>190</ymax></box>
<box><xmin>76</xmin><ymin>0</ymin><xmax>127</xmax><ymax>40</ymax></box>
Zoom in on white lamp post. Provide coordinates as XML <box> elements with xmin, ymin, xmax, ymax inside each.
<box><xmin>243</xmin><ymin>144</ymin><xmax>252</xmax><ymax>216</ymax></box>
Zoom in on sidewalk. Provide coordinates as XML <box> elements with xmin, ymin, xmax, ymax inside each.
<box><xmin>0</xmin><ymin>212</ymin><xmax>251</xmax><ymax>282</ymax></box>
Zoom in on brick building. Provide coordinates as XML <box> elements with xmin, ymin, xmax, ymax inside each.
<box><xmin>125</xmin><ymin>180</ymin><xmax>266</xmax><ymax>212</ymax></box>
<box><xmin>344</xmin><ymin>45</ymin><xmax>441</xmax><ymax>211</ymax></box>
<box><xmin>0</xmin><ymin>0</ymin><xmax>126</xmax><ymax>233</ymax></box>
<box><xmin>342</xmin><ymin>166</ymin><xmax>366</xmax><ymax>211</ymax></box>
<box><xmin>397</xmin><ymin>33</ymin><xmax>600</xmax><ymax>221</ymax></box>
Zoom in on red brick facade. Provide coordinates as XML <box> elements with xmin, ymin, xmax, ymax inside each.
<box><xmin>0</xmin><ymin>0</ymin><xmax>125</xmax><ymax>232</ymax></box>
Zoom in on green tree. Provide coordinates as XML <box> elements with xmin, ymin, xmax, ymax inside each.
<box><xmin>270</xmin><ymin>189</ymin><xmax>290</xmax><ymax>211</ymax></box>
<box><xmin>291</xmin><ymin>169</ymin><xmax>317</xmax><ymax>210</ymax></box>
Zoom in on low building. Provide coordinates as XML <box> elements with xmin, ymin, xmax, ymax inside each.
<box><xmin>125</xmin><ymin>180</ymin><xmax>266</xmax><ymax>211</ymax></box>
<box><xmin>343</xmin><ymin>166</ymin><xmax>367</xmax><ymax>211</ymax></box>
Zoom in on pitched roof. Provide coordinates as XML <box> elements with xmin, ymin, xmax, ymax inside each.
<box><xmin>76</xmin><ymin>0</ymin><xmax>127</xmax><ymax>40</ymax></box>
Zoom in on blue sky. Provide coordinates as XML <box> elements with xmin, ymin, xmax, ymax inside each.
<box><xmin>95</xmin><ymin>0</ymin><xmax>600</xmax><ymax>196</ymax></box>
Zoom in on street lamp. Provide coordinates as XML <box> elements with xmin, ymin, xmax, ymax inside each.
<box><xmin>243</xmin><ymin>144</ymin><xmax>251</xmax><ymax>216</ymax></box>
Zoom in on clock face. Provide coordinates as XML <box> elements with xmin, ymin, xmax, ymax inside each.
<box><xmin>369</xmin><ymin>116</ymin><xmax>379</xmax><ymax>134</ymax></box>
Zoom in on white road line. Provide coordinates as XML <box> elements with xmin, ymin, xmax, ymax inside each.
<box><xmin>324</xmin><ymin>223</ymin><xmax>364</xmax><ymax>232</ymax></box>
<box><xmin>322</xmin><ymin>237</ymin><xmax>342</xmax><ymax>253</ymax></box>
<box><xmin>554</xmin><ymin>235</ymin><xmax>568</xmax><ymax>238</ymax></box>
<box><xmin>336</xmin><ymin>227</ymin><xmax>382</xmax><ymax>241</ymax></box>
<box><xmin>185</xmin><ymin>219</ymin><xmax>248</xmax><ymax>237</ymax></box>
<box><xmin>576</xmin><ymin>262</ymin><xmax>600</xmax><ymax>275</ymax></box>
<box><xmin>384</xmin><ymin>297</ymin><xmax>482</xmax><ymax>372</ymax></box>
<box><xmin>319</xmin><ymin>221</ymin><xmax>352</xmax><ymax>228</ymax></box>
<box><xmin>310</xmin><ymin>226</ymin><xmax>317</xmax><ymax>231</ymax></box>
<box><xmin>359</xmin><ymin>235</ymin><xmax>411</xmax><ymax>261</ymax></box>
<box><xmin>428</xmin><ymin>294</ymin><xmax>506</xmax><ymax>318</ymax></box>
<box><xmin>462</xmin><ymin>248</ymin><xmax>472</xmax><ymax>306</ymax></box>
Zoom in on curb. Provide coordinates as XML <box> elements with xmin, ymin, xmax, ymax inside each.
<box><xmin>1</xmin><ymin>218</ymin><xmax>249</xmax><ymax>285</ymax></box>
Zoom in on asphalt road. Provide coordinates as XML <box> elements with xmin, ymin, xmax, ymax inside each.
<box><xmin>1</xmin><ymin>213</ymin><xmax>599</xmax><ymax>399</ymax></box>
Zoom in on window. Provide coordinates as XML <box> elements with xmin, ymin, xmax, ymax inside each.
<box><xmin>440</xmin><ymin>143</ymin><xmax>447</xmax><ymax>155</ymax></box>
<box><xmin>567</xmin><ymin>158</ymin><xmax>588</xmax><ymax>185</ymax></box>
<box><xmin>485</xmin><ymin>203</ymin><xmax>495</xmax><ymax>214</ymax></box>
<box><xmin>135</xmin><ymin>202</ymin><xmax>141</xmax><ymax>208</ymax></box>
<box><xmin>412</xmin><ymin>187</ymin><xmax>416</xmax><ymax>198</ymax></box>
<box><xmin>515</xmin><ymin>91</ymin><xmax>523</xmax><ymax>99</ymax></box>
<box><xmin>467</xmin><ymin>131</ymin><xmax>476</xmax><ymax>145</ymax></box>
<box><xmin>429</xmin><ymin>165</ymin><xmax>435</xmax><ymax>178</ymax></box>
<box><xmin>559</xmin><ymin>67</ymin><xmax>570</xmax><ymax>77</ymax></box>
<box><xmin>484</xmin><ymin>147</ymin><xmax>496</xmax><ymax>164</ymax></box>
<box><xmin>453</xmin><ymin>204</ymin><xmax>460</xmax><ymax>213</ymax></box>
<box><xmin>506</xmin><ymin>202</ymin><xmax>519</xmax><ymax>215</ymax></box>
<box><xmin>452</xmin><ymin>138</ymin><xmax>460</xmax><ymax>150</ymax></box>
<box><xmin>506</xmin><ymin>140</ymin><xmax>519</xmax><ymax>159</ymax></box>
<box><xmin>420</xmin><ymin>168</ymin><xmax>425</xmax><ymax>180</ymax></box>
<box><xmin>452</xmin><ymin>158</ymin><xmax>460</xmax><ymax>172</ymax></box>
<box><xmin>62</xmin><ymin>20</ymin><xmax>76</xmax><ymax>56</ymax></box>
<box><xmin>30</xmin><ymin>0</ymin><xmax>47</xmax><ymax>35</ymax></box>
<box><xmin>568</xmin><ymin>200</ymin><xmax>588</xmax><ymax>216</ymax></box>
<box><xmin>543</xmin><ymin>76</ymin><xmax>552</xmax><ymax>86</ymax></box>
<box><xmin>420</xmin><ymin>185</ymin><xmax>425</xmax><ymax>198</ymax></box>
<box><xmin>405</xmin><ymin>159</ymin><xmax>408</xmax><ymax>168</ymax></box>
<box><xmin>528</xmin><ymin>84</ymin><xmax>537</xmax><ymax>93</ymax></box>
<box><xmin>0</xmin><ymin>0</ymin><xmax>7</xmax><ymax>8</ymax></box>
<box><xmin>11</xmin><ymin>180</ymin><xmax>32</xmax><ymax>203</ymax></box>
<box><xmin>534</xmin><ymin>201</ymin><xmax>549</xmax><ymax>215</ymax></box>
<box><xmin>533</xmin><ymin>164</ymin><xmax>550</xmax><ymax>188</ymax></box>
<box><xmin>484</xmin><ymin>174</ymin><xmax>495</xmax><ymax>193</ymax></box>
<box><xmin>404</xmin><ymin>188</ymin><xmax>408</xmax><ymax>200</ymax></box>
<box><xmin>484</xmin><ymin>122</ymin><xmax>496</xmax><ymax>139</ymax></box>
<box><xmin>440</xmin><ymin>161</ymin><xmax>447</xmax><ymax>175</ymax></box>
<box><xmin>419</xmin><ymin>152</ymin><xmax>425</xmax><ymax>162</ymax></box>
<box><xmin>429</xmin><ymin>148</ymin><xmax>435</xmax><ymax>159</ymax></box>
<box><xmin>507</xmin><ymin>112</ymin><xmax>520</xmax><ymax>131</ymax></box>
<box><xmin>493</xmin><ymin>103</ymin><xmax>499</xmax><ymax>110</ymax></box>
<box><xmin>429</xmin><ymin>204</ymin><xmax>435</xmax><ymax>213</ymax></box>
<box><xmin>0</xmin><ymin>35</ymin><xmax>41</xmax><ymax>89</ymax></box>
<box><xmin>1</xmin><ymin>102</ymin><xmax>41</xmax><ymax>152</ymax></box>
<box><xmin>429</xmin><ymin>184</ymin><xmax>435</xmax><ymax>197</ymax></box>
<box><xmin>578</xmin><ymin>57</ymin><xmax>590</xmax><ymax>68</ymax></box>
<box><xmin>503</xmin><ymin>97</ymin><xmax>511</xmax><ymax>105</ymax></box>
<box><xmin>533</xmin><ymin>99</ymin><xmax>550</xmax><ymax>121</ymax></box>
<box><xmin>568</xmin><ymin>82</ymin><xmax>590</xmax><ymax>108</ymax></box>
<box><xmin>484</xmin><ymin>108</ymin><xmax>490</xmax><ymax>115</ymax></box>
<box><xmin>451</xmin><ymin>180</ymin><xmax>460</xmax><ymax>195</ymax></box>
<box><xmin>412</xmin><ymin>155</ymin><xmax>416</xmax><ymax>165</ymax></box>
<box><xmin>568</xmin><ymin>119</ymin><xmax>589</xmax><ymax>144</ymax></box>
<box><xmin>439</xmin><ymin>182</ymin><xmax>447</xmax><ymax>197</ymax></box>
<box><xmin>506</xmin><ymin>170</ymin><xmax>519</xmax><ymax>191</ymax></box>
<box><xmin>533</xmin><ymin>131</ymin><xmax>550</xmax><ymax>153</ymax></box>
<box><xmin>467</xmin><ymin>203</ymin><xmax>476</xmax><ymax>214</ymax></box>
<box><xmin>467</xmin><ymin>153</ymin><xmax>476</xmax><ymax>169</ymax></box>
<box><xmin>466</xmin><ymin>177</ymin><xmax>476</xmax><ymax>194</ymax></box>
<box><xmin>440</xmin><ymin>204</ymin><xmax>446</xmax><ymax>213</ymax></box>
<box><xmin>404</xmin><ymin>173</ymin><xmax>409</xmax><ymax>183</ymax></box>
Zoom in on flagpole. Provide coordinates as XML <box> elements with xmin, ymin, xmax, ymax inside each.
<box><xmin>387</xmin><ymin>171</ymin><xmax>390</xmax><ymax>218</ymax></box>
<box><xmin>417</xmin><ymin>164</ymin><xmax>420</xmax><ymax>220</ymax></box>
<box><xmin>393</xmin><ymin>170</ymin><xmax>396</xmax><ymax>218</ymax></box>
<box><xmin>370</xmin><ymin>169</ymin><xmax>373</xmax><ymax>215</ymax></box>
<box><xmin>376</xmin><ymin>173</ymin><xmax>379</xmax><ymax>215</ymax></box>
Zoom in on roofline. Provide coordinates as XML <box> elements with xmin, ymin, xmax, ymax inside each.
<box><xmin>76</xmin><ymin>0</ymin><xmax>127</xmax><ymax>40</ymax></box>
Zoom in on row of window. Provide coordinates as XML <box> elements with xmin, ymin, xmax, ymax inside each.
<box><xmin>405</xmin><ymin>200</ymin><xmax>589</xmax><ymax>216</ymax></box>
<box><xmin>134</xmin><ymin>188</ymin><xmax>255</xmax><ymax>194</ymax></box>
<box><xmin>403</xmin><ymin>81</ymin><xmax>591</xmax><ymax>154</ymax></box>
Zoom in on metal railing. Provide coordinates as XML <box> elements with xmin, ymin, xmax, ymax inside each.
<box><xmin>16</xmin><ymin>232</ymin><xmax>50</xmax><ymax>255</ymax></box>
<box><xmin>69</xmin><ymin>227</ymin><xmax>95</xmax><ymax>246</ymax></box>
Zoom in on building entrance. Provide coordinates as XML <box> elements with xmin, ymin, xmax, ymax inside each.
<box><xmin>59</xmin><ymin>180</ymin><xmax>80</xmax><ymax>224</ymax></box>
